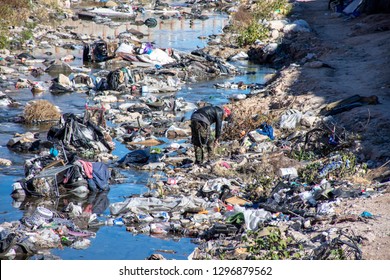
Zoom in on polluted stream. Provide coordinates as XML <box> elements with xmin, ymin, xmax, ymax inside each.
<box><xmin>0</xmin><ymin>5</ymin><xmax>274</xmax><ymax>260</ymax></box>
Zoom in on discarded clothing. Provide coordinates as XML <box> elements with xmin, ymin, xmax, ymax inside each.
<box><xmin>87</xmin><ymin>162</ymin><xmax>111</xmax><ymax>192</ymax></box>
<box><xmin>107</xmin><ymin>67</ymin><xmax>133</xmax><ymax>90</ymax></box>
<box><xmin>256</xmin><ymin>123</ymin><xmax>275</xmax><ymax>140</ymax></box>
<box><xmin>78</xmin><ymin>160</ymin><xmax>93</xmax><ymax>179</ymax></box>
<box><xmin>83</xmin><ymin>40</ymin><xmax>117</xmax><ymax>62</ymax></box>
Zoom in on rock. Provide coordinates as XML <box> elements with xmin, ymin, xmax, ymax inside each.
<box><xmin>0</xmin><ymin>49</ymin><xmax>11</xmax><ymax>56</ymax></box>
<box><xmin>229</xmin><ymin>51</ymin><xmax>248</xmax><ymax>61</ymax></box>
<box><xmin>300</xmin><ymin>112</ymin><xmax>317</xmax><ymax>127</ymax></box>
<box><xmin>233</xmin><ymin>247</ymin><xmax>248</xmax><ymax>258</ymax></box>
<box><xmin>264</xmin><ymin>43</ymin><xmax>278</xmax><ymax>55</ymax></box>
<box><xmin>45</xmin><ymin>60</ymin><xmax>72</xmax><ymax>75</ymax></box>
<box><xmin>303</xmin><ymin>219</ymin><xmax>311</xmax><ymax>229</ymax></box>
<box><xmin>304</xmin><ymin>61</ymin><xmax>324</xmax><ymax>68</ymax></box>
<box><xmin>146</xmin><ymin>253</ymin><xmax>166</xmax><ymax>260</ymax></box>
<box><xmin>271</xmin><ymin>29</ymin><xmax>280</xmax><ymax>40</ymax></box>
<box><xmin>94</xmin><ymin>95</ymin><xmax>118</xmax><ymax>103</ymax></box>
<box><xmin>0</xmin><ymin>158</ymin><xmax>12</xmax><ymax>166</ymax></box>
<box><xmin>0</xmin><ymin>66</ymin><xmax>15</xmax><ymax>74</ymax></box>
<box><xmin>165</xmin><ymin>125</ymin><xmax>190</xmax><ymax>138</ymax></box>
<box><xmin>0</xmin><ymin>92</ymin><xmax>18</xmax><ymax>106</ymax></box>
<box><xmin>289</xmin><ymin>229</ymin><xmax>316</xmax><ymax>247</ymax></box>
<box><xmin>104</xmin><ymin>1</ymin><xmax>118</xmax><ymax>8</ymax></box>
<box><xmin>268</xmin><ymin>20</ymin><xmax>288</xmax><ymax>31</ymax></box>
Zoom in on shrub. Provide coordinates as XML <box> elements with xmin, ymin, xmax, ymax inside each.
<box><xmin>0</xmin><ymin>32</ymin><xmax>10</xmax><ymax>49</ymax></box>
<box><xmin>237</xmin><ymin>21</ymin><xmax>269</xmax><ymax>47</ymax></box>
<box><xmin>243</xmin><ymin>226</ymin><xmax>303</xmax><ymax>260</ymax></box>
<box><xmin>231</xmin><ymin>0</ymin><xmax>292</xmax><ymax>47</ymax></box>
<box><xmin>20</xmin><ymin>29</ymin><xmax>34</xmax><ymax>42</ymax></box>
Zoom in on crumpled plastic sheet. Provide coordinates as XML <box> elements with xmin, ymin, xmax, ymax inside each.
<box><xmin>164</xmin><ymin>125</ymin><xmax>190</xmax><ymax>138</ymax></box>
<box><xmin>316</xmin><ymin>202</ymin><xmax>335</xmax><ymax>215</ymax></box>
<box><xmin>318</xmin><ymin>160</ymin><xmax>343</xmax><ymax>178</ymax></box>
<box><xmin>280</xmin><ymin>109</ymin><xmax>303</xmax><ymax>130</ymax></box>
<box><xmin>201</xmin><ymin>178</ymin><xmax>231</xmax><ymax>193</ymax></box>
<box><xmin>109</xmin><ymin>196</ymin><xmax>208</xmax><ymax>216</ymax></box>
<box><xmin>233</xmin><ymin>205</ymin><xmax>272</xmax><ymax>231</ymax></box>
<box><xmin>71</xmin><ymin>239</ymin><xmax>91</xmax><ymax>250</ymax></box>
<box><xmin>28</xmin><ymin>228</ymin><xmax>61</xmax><ymax>249</ymax></box>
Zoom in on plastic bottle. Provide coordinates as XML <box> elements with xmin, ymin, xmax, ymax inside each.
<box><xmin>113</xmin><ymin>217</ymin><xmax>124</xmax><ymax>226</ymax></box>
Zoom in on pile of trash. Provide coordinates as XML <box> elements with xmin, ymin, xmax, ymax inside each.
<box><xmin>3</xmin><ymin>85</ymin><xmax>386</xmax><ymax>260</ymax></box>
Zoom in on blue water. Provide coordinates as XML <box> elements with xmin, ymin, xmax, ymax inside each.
<box><xmin>178</xmin><ymin>64</ymin><xmax>275</xmax><ymax>106</ymax></box>
<box><xmin>0</xmin><ymin>175</ymin><xmax>24</xmax><ymax>224</ymax></box>
<box><xmin>0</xmin><ymin>6</ymin><xmax>274</xmax><ymax>260</ymax></box>
<box><xmin>51</xmin><ymin>227</ymin><xmax>195</xmax><ymax>260</ymax></box>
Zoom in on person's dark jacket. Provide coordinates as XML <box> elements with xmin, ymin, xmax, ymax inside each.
<box><xmin>191</xmin><ymin>106</ymin><xmax>224</xmax><ymax>139</ymax></box>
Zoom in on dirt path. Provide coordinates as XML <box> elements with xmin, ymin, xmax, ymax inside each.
<box><xmin>292</xmin><ymin>0</ymin><xmax>390</xmax><ymax>163</ymax></box>
<box><xmin>230</xmin><ymin>0</ymin><xmax>390</xmax><ymax>259</ymax></box>
<box><xmin>287</xmin><ymin>0</ymin><xmax>390</xmax><ymax>260</ymax></box>
<box><xmin>234</xmin><ymin>0</ymin><xmax>390</xmax><ymax>166</ymax></box>
<box><xmin>294</xmin><ymin>0</ymin><xmax>390</xmax><ymax>105</ymax></box>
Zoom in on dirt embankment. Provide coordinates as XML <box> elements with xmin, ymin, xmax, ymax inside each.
<box><xmin>230</xmin><ymin>0</ymin><xmax>390</xmax><ymax>259</ymax></box>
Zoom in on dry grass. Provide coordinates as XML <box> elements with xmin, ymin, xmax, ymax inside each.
<box><xmin>231</xmin><ymin>6</ymin><xmax>254</xmax><ymax>28</ymax></box>
<box><xmin>222</xmin><ymin>104</ymin><xmax>277</xmax><ymax>141</ymax></box>
<box><xmin>0</xmin><ymin>0</ymin><xmax>31</xmax><ymax>27</ymax></box>
<box><xmin>0</xmin><ymin>1</ymin><xmax>62</xmax><ymax>28</ymax></box>
<box><xmin>0</xmin><ymin>0</ymin><xmax>65</xmax><ymax>48</ymax></box>
<box><xmin>24</xmin><ymin>99</ymin><xmax>61</xmax><ymax>123</ymax></box>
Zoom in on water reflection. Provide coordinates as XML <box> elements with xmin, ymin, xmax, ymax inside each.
<box><xmin>50</xmin><ymin>226</ymin><xmax>196</xmax><ymax>260</ymax></box>
<box><xmin>56</xmin><ymin>10</ymin><xmax>228</xmax><ymax>53</ymax></box>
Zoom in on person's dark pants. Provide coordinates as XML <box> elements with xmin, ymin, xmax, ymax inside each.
<box><xmin>190</xmin><ymin>120</ymin><xmax>214</xmax><ymax>164</ymax></box>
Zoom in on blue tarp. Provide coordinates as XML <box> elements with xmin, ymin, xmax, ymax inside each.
<box><xmin>118</xmin><ymin>149</ymin><xmax>150</xmax><ymax>165</ymax></box>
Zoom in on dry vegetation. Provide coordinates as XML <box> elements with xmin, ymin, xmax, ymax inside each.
<box><xmin>228</xmin><ymin>0</ymin><xmax>292</xmax><ymax>46</ymax></box>
<box><xmin>222</xmin><ymin>103</ymin><xmax>277</xmax><ymax>141</ymax></box>
<box><xmin>0</xmin><ymin>0</ymin><xmax>64</xmax><ymax>49</ymax></box>
<box><xmin>23</xmin><ymin>100</ymin><xmax>61</xmax><ymax>123</ymax></box>
<box><xmin>0</xmin><ymin>0</ymin><xmax>60</xmax><ymax>27</ymax></box>
<box><xmin>0</xmin><ymin>0</ymin><xmax>31</xmax><ymax>27</ymax></box>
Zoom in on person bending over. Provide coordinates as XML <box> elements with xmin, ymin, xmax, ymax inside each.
<box><xmin>190</xmin><ymin>105</ymin><xmax>231</xmax><ymax>164</ymax></box>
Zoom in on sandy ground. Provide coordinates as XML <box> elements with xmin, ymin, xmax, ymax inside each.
<box><xmin>234</xmin><ymin>0</ymin><xmax>390</xmax><ymax>259</ymax></box>
<box><xmin>290</xmin><ymin>0</ymin><xmax>390</xmax><ymax>260</ymax></box>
